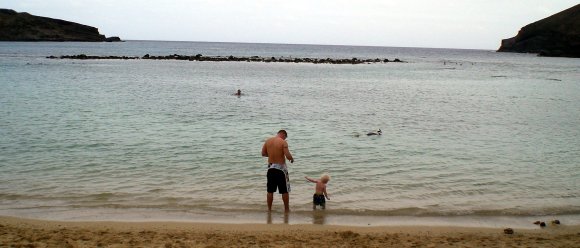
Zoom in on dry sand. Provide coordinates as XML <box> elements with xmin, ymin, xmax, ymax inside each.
<box><xmin>1</xmin><ymin>216</ymin><xmax>579</xmax><ymax>247</ymax></box>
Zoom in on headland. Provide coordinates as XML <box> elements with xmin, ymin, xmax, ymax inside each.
<box><xmin>497</xmin><ymin>4</ymin><xmax>580</xmax><ymax>58</ymax></box>
<box><xmin>0</xmin><ymin>9</ymin><xmax>120</xmax><ymax>42</ymax></box>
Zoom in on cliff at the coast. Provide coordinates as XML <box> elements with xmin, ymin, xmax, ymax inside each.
<box><xmin>497</xmin><ymin>4</ymin><xmax>580</xmax><ymax>58</ymax></box>
<box><xmin>0</xmin><ymin>9</ymin><xmax>120</xmax><ymax>42</ymax></box>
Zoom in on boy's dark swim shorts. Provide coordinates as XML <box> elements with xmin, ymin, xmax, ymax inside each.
<box><xmin>313</xmin><ymin>194</ymin><xmax>326</xmax><ymax>206</ymax></box>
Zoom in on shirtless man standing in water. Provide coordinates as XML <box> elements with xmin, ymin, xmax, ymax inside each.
<box><xmin>261</xmin><ymin>130</ymin><xmax>294</xmax><ymax>212</ymax></box>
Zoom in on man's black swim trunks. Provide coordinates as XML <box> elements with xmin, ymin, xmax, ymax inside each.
<box><xmin>267</xmin><ymin>168</ymin><xmax>288</xmax><ymax>194</ymax></box>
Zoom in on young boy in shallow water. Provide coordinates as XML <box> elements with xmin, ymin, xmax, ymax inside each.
<box><xmin>305</xmin><ymin>174</ymin><xmax>330</xmax><ymax>209</ymax></box>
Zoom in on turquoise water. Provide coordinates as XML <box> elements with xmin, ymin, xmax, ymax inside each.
<box><xmin>1</xmin><ymin>41</ymin><xmax>579</xmax><ymax>226</ymax></box>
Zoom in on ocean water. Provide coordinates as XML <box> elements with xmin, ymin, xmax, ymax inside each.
<box><xmin>1</xmin><ymin>41</ymin><xmax>579</xmax><ymax>227</ymax></box>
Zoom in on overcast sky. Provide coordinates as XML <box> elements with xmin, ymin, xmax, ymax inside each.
<box><xmin>3</xmin><ymin>1</ymin><xmax>577</xmax><ymax>50</ymax></box>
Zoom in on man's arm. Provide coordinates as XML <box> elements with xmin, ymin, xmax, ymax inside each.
<box><xmin>283</xmin><ymin>143</ymin><xmax>294</xmax><ymax>163</ymax></box>
<box><xmin>261</xmin><ymin>142</ymin><xmax>268</xmax><ymax>157</ymax></box>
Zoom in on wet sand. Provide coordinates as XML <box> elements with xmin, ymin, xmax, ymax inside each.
<box><xmin>1</xmin><ymin>216</ymin><xmax>579</xmax><ymax>247</ymax></box>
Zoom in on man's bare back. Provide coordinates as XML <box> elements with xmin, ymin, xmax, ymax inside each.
<box><xmin>262</xmin><ymin>134</ymin><xmax>293</xmax><ymax>164</ymax></box>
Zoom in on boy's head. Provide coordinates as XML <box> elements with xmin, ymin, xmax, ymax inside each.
<box><xmin>320</xmin><ymin>174</ymin><xmax>330</xmax><ymax>183</ymax></box>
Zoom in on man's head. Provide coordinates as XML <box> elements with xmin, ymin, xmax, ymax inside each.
<box><xmin>277</xmin><ymin>130</ymin><xmax>288</xmax><ymax>140</ymax></box>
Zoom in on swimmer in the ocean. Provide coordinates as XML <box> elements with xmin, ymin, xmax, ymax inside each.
<box><xmin>367</xmin><ymin>129</ymin><xmax>382</xmax><ymax>136</ymax></box>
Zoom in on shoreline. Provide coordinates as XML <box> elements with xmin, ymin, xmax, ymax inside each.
<box><xmin>3</xmin><ymin>208</ymin><xmax>580</xmax><ymax>229</ymax></box>
<box><xmin>2</xmin><ymin>216</ymin><xmax>579</xmax><ymax>247</ymax></box>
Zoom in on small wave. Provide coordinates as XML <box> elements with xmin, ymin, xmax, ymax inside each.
<box><xmin>91</xmin><ymin>192</ymin><xmax>115</xmax><ymax>201</ymax></box>
<box><xmin>0</xmin><ymin>193</ymin><xmax>28</xmax><ymax>200</ymax></box>
<box><xmin>71</xmin><ymin>202</ymin><xmax>579</xmax><ymax>218</ymax></box>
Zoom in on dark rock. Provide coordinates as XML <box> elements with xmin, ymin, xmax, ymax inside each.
<box><xmin>50</xmin><ymin>53</ymin><xmax>406</xmax><ymax>64</ymax></box>
<box><xmin>497</xmin><ymin>4</ymin><xmax>580</xmax><ymax>58</ymax></box>
<box><xmin>0</xmin><ymin>8</ymin><xmax>119</xmax><ymax>42</ymax></box>
<box><xmin>540</xmin><ymin>222</ymin><xmax>546</xmax><ymax>227</ymax></box>
<box><xmin>504</xmin><ymin>228</ymin><xmax>514</xmax><ymax>234</ymax></box>
<box><xmin>105</xmin><ymin>36</ymin><xmax>122</xmax><ymax>42</ymax></box>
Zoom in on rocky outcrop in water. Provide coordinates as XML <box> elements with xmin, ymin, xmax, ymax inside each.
<box><xmin>104</xmin><ymin>36</ymin><xmax>122</xmax><ymax>42</ymax></box>
<box><xmin>0</xmin><ymin>9</ymin><xmax>121</xmax><ymax>42</ymax></box>
<box><xmin>497</xmin><ymin>4</ymin><xmax>580</xmax><ymax>58</ymax></box>
<box><xmin>48</xmin><ymin>54</ymin><xmax>406</xmax><ymax>64</ymax></box>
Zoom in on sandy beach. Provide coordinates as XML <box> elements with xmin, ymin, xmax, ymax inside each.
<box><xmin>1</xmin><ymin>216</ymin><xmax>579</xmax><ymax>247</ymax></box>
